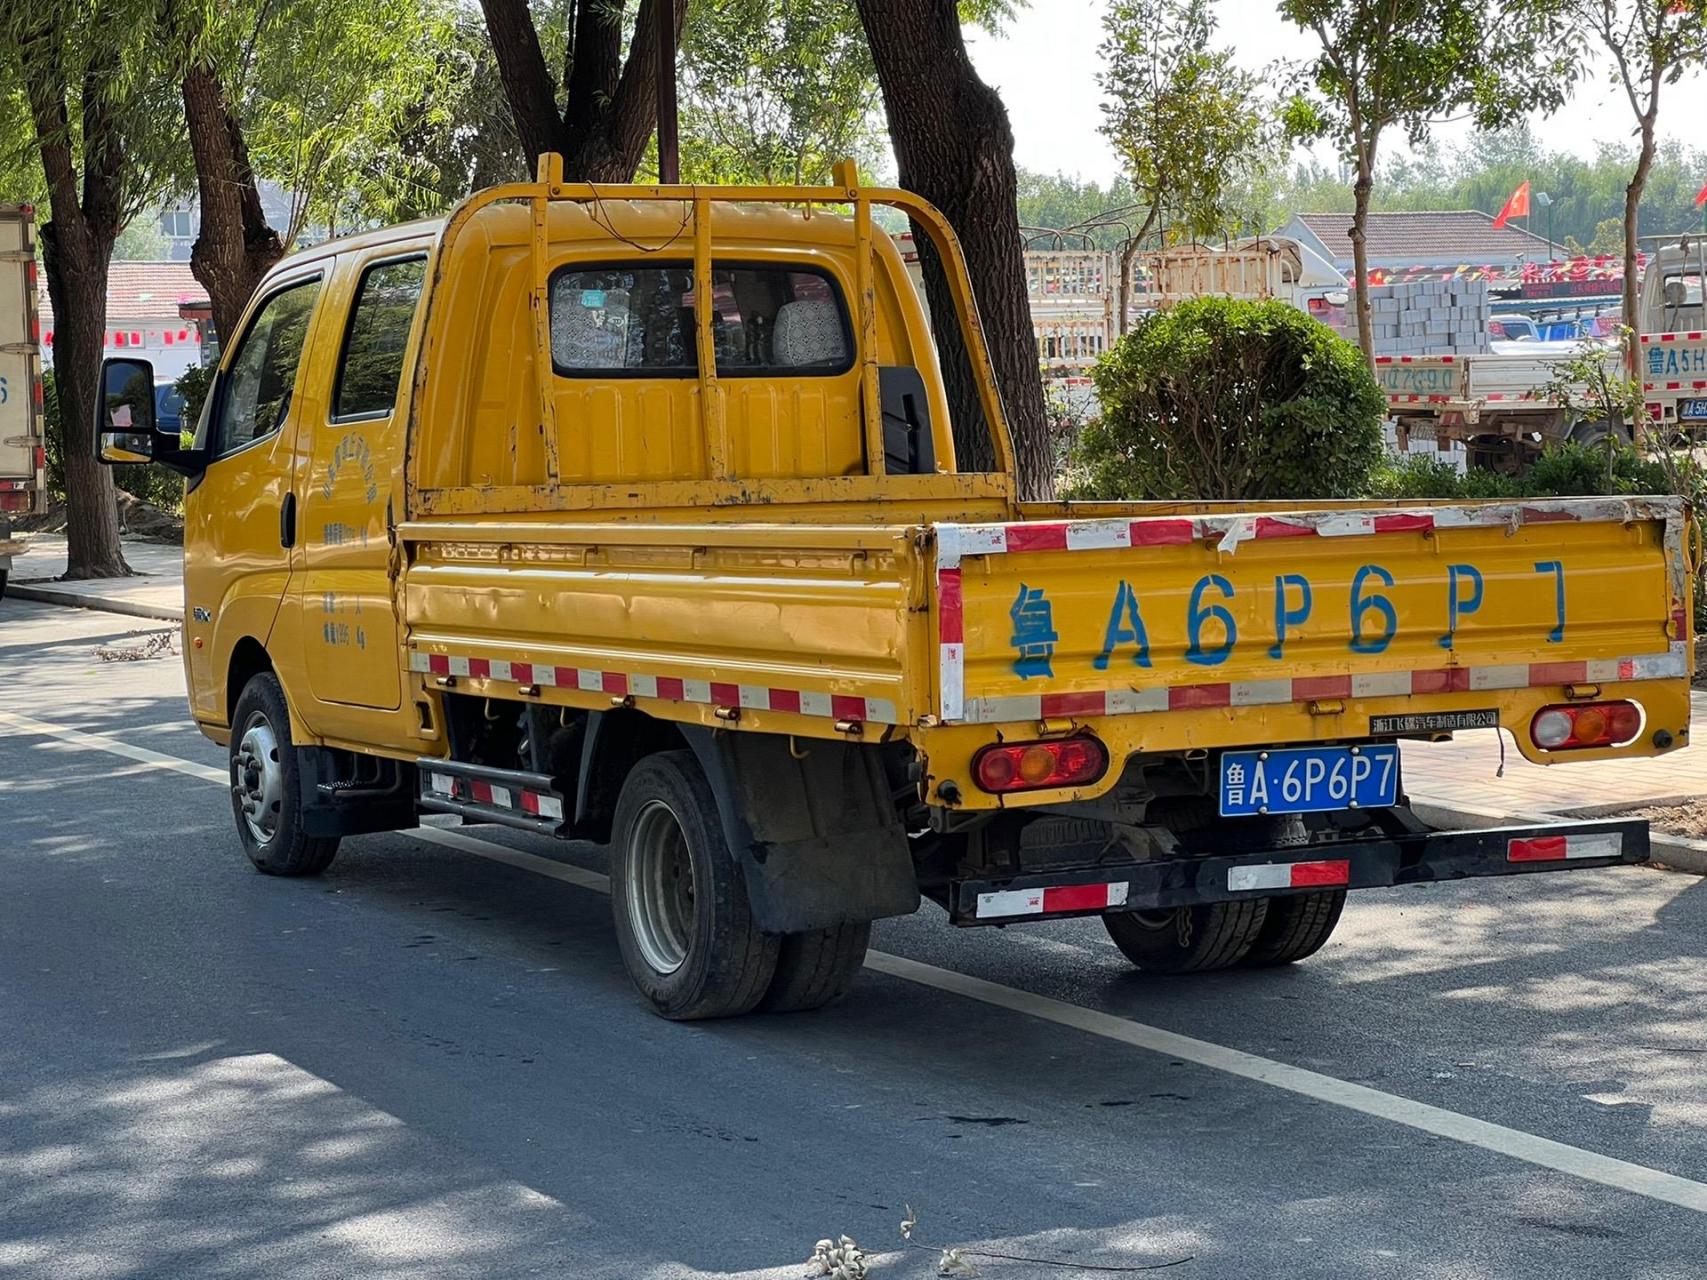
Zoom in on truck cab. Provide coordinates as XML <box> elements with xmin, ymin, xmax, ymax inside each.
<box><xmin>95</xmin><ymin>161</ymin><xmax>1692</xmax><ymax>1020</ymax></box>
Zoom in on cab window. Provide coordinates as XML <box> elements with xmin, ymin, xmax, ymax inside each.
<box><xmin>548</xmin><ymin>262</ymin><xmax>852</xmax><ymax>377</ymax></box>
<box><xmin>333</xmin><ymin>257</ymin><xmax>427</xmax><ymax>419</ymax></box>
<box><xmin>207</xmin><ymin>278</ymin><xmax>321</xmax><ymax>455</ymax></box>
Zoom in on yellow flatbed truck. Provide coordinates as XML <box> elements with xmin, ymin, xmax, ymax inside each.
<box><xmin>95</xmin><ymin>160</ymin><xmax>1692</xmax><ymax>1019</ymax></box>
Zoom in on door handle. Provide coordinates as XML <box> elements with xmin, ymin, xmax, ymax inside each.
<box><xmin>280</xmin><ymin>492</ymin><xmax>297</xmax><ymax>548</ymax></box>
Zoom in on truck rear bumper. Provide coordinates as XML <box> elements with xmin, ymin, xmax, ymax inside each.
<box><xmin>949</xmin><ymin>817</ymin><xmax>1649</xmax><ymax>925</ymax></box>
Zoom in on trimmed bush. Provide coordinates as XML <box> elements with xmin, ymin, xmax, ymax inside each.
<box><xmin>1066</xmin><ymin>296</ymin><xmax>1385</xmax><ymax>501</ymax></box>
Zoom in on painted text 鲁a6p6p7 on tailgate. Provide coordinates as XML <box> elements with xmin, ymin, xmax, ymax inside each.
<box><xmin>932</xmin><ymin>498</ymin><xmax>1691</xmax><ymax>760</ymax></box>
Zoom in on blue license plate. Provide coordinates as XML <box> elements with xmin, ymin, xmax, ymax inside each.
<box><xmin>1681</xmin><ymin>397</ymin><xmax>1707</xmax><ymax>421</ymax></box>
<box><xmin>1220</xmin><ymin>745</ymin><xmax>1400</xmax><ymax>817</ymax></box>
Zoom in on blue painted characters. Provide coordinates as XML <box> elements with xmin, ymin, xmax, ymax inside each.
<box><xmin>1009</xmin><ymin>583</ymin><xmax>1059</xmax><ymax>679</ymax></box>
<box><xmin>1006</xmin><ymin>562</ymin><xmax>1569</xmax><ymax>681</ymax></box>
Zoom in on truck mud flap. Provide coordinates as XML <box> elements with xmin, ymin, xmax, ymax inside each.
<box><xmin>948</xmin><ymin>818</ymin><xmax>1650</xmax><ymax>926</ymax></box>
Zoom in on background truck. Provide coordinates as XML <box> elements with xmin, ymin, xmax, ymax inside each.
<box><xmin>0</xmin><ymin>205</ymin><xmax>47</xmax><ymax>596</ymax></box>
<box><xmin>96</xmin><ymin>161</ymin><xmax>1691</xmax><ymax>1022</ymax></box>
<box><xmin>1379</xmin><ymin>236</ymin><xmax>1707</xmax><ymax>466</ymax></box>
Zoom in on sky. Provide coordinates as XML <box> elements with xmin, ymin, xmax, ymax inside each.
<box><xmin>963</xmin><ymin>0</ymin><xmax>1707</xmax><ymax>185</ymax></box>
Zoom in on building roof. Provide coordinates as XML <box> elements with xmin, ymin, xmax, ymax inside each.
<box><xmin>38</xmin><ymin>261</ymin><xmax>210</xmax><ymax>328</ymax></box>
<box><xmin>1292</xmin><ymin>211</ymin><xmax>1554</xmax><ymax>263</ymax></box>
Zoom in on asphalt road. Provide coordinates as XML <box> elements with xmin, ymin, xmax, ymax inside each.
<box><xmin>4</xmin><ymin>595</ymin><xmax>1707</xmax><ymax>1279</ymax></box>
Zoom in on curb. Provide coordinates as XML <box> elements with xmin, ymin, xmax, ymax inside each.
<box><xmin>1410</xmin><ymin>797</ymin><xmax>1707</xmax><ymax>877</ymax></box>
<box><xmin>6</xmin><ymin>583</ymin><xmax>183</xmax><ymax>623</ymax></box>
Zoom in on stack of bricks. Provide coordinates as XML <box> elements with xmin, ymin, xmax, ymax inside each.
<box><xmin>1339</xmin><ymin>280</ymin><xmax>1491</xmax><ymax>357</ymax></box>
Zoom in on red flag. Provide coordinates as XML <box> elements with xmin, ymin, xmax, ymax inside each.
<box><xmin>1492</xmin><ymin>181</ymin><xmax>1531</xmax><ymax>229</ymax></box>
<box><xmin>1695</xmin><ymin>180</ymin><xmax>1707</xmax><ymax>208</ymax></box>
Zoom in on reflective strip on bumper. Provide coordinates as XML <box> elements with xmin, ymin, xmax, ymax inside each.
<box><xmin>1228</xmin><ymin>859</ymin><xmax>1352</xmax><ymax>892</ymax></box>
<box><xmin>976</xmin><ymin>881</ymin><xmax>1130</xmax><ymax>919</ymax></box>
<box><xmin>1507</xmin><ymin>833</ymin><xmax>1623</xmax><ymax>862</ymax></box>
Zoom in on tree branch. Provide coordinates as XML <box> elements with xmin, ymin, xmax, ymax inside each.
<box><xmin>479</xmin><ymin>0</ymin><xmax>566</xmax><ymax>169</ymax></box>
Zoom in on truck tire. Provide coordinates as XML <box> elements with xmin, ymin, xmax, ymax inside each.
<box><xmin>1103</xmin><ymin>899</ymin><xmax>1270</xmax><ymax>974</ymax></box>
<box><xmin>1240</xmin><ymin>890</ymin><xmax>1346</xmax><ymax>967</ymax></box>
<box><xmin>1568</xmin><ymin>419</ymin><xmax>1630</xmax><ymax>450</ymax></box>
<box><xmin>762</xmin><ymin>922</ymin><xmax>870</xmax><ymax>1013</ymax></box>
<box><xmin>229</xmin><ymin>672</ymin><xmax>340</xmax><ymax>877</ymax></box>
<box><xmin>0</xmin><ymin>568</ymin><xmax>7</xmax><ymax>601</ymax></box>
<box><xmin>610</xmin><ymin>750</ymin><xmax>780</xmax><ymax>1020</ymax></box>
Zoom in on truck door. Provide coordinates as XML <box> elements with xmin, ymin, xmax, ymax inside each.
<box><xmin>183</xmin><ymin>271</ymin><xmax>326</xmax><ymax>725</ymax></box>
<box><xmin>296</xmin><ymin>251</ymin><xmax>428</xmax><ymax>712</ymax></box>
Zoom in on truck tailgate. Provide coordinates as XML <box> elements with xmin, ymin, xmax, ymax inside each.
<box><xmin>0</xmin><ymin>208</ymin><xmax>43</xmax><ymax>506</ymax></box>
<box><xmin>1642</xmin><ymin>331</ymin><xmax>1707</xmax><ymax>404</ymax></box>
<box><xmin>933</xmin><ymin>499</ymin><xmax>1690</xmax><ymax>733</ymax></box>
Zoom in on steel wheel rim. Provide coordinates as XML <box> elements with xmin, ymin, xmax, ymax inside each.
<box><xmin>234</xmin><ymin>712</ymin><xmax>285</xmax><ymax>844</ymax></box>
<box><xmin>627</xmin><ymin>799</ymin><xmax>696</xmax><ymax>976</ymax></box>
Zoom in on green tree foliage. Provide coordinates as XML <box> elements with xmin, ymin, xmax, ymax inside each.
<box><xmin>676</xmin><ymin>0</ymin><xmax>884</xmax><ymax>184</ymax></box>
<box><xmin>1097</xmin><ymin>0</ymin><xmax>1268</xmax><ymax>248</ymax></box>
<box><xmin>1068</xmin><ymin>297</ymin><xmax>1385</xmax><ymax>500</ymax></box>
<box><xmin>1544</xmin><ymin>1</ymin><xmax>1707</xmax><ymax>349</ymax></box>
<box><xmin>112</xmin><ymin>218</ymin><xmax>167</xmax><ymax>260</ymax></box>
<box><xmin>1015</xmin><ymin>171</ymin><xmax>1141</xmax><ymax>247</ymax></box>
<box><xmin>1098</xmin><ymin>0</ymin><xmax>1271</xmax><ymax>333</ymax></box>
<box><xmin>1254</xmin><ymin>127</ymin><xmax>1707</xmax><ymax>252</ymax></box>
<box><xmin>2</xmin><ymin>0</ymin><xmax>189</xmax><ymax>577</ymax></box>
<box><xmin>194</xmin><ymin>0</ymin><xmax>453</xmax><ymax>243</ymax></box>
<box><xmin>1281</xmin><ymin>0</ymin><xmax>1572</xmax><ymax>363</ymax></box>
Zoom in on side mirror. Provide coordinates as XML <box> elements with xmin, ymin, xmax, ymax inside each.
<box><xmin>96</xmin><ymin>357</ymin><xmax>164</xmax><ymax>464</ymax></box>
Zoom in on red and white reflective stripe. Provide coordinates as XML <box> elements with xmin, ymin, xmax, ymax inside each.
<box><xmin>426</xmin><ymin>770</ymin><xmax>564</xmax><ymax>821</ymax></box>
<box><xmin>959</xmin><ymin>644</ymin><xmax>1687</xmax><ymax>726</ymax></box>
<box><xmin>975</xmin><ymin>880</ymin><xmax>1130</xmax><ymax>919</ymax></box>
<box><xmin>1507</xmin><ymin>832</ymin><xmax>1622</xmax><ymax>862</ymax></box>
<box><xmin>1643</xmin><ymin>331</ymin><xmax>1706</xmax><ymax>344</ymax></box>
<box><xmin>409</xmin><ymin>650</ymin><xmax>899</xmax><ymax>725</ymax></box>
<box><xmin>1642</xmin><ymin>380</ymin><xmax>1707</xmax><ymax>392</ymax></box>
<box><xmin>1228</xmin><ymin>859</ymin><xmax>1351</xmax><ymax>892</ymax></box>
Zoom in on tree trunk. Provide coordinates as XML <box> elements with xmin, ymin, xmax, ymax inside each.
<box><xmin>40</xmin><ymin>221</ymin><xmax>130</xmax><ymax>579</ymax></box>
<box><xmin>1117</xmin><ymin>239</ymin><xmax>1138</xmax><ymax>338</ymax></box>
<box><xmin>1622</xmin><ymin>121</ymin><xmax>1656</xmax><ymax>382</ymax></box>
<box><xmin>183</xmin><ymin>62</ymin><xmax>285</xmax><ymax>344</ymax></box>
<box><xmin>855</xmin><ymin>0</ymin><xmax>1052</xmax><ymax>499</ymax></box>
<box><xmin>1350</xmin><ymin>162</ymin><xmax>1375</xmax><ymax>373</ymax></box>
<box><xmin>480</xmin><ymin>0</ymin><xmax>686</xmax><ymax>183</ymax></box>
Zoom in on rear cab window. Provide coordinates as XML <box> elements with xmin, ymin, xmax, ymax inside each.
<box><xmin>334</xmin><ymin>257</ymin><xmax>427</xmax><ymax>419</ymax></box>
<box><xmin>548</xmin><ymin>262</ymin><xmax>852</xmax><ymax>377</ymax></box>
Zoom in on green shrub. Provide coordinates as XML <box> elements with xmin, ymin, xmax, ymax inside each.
<box><xmin>1067</xmin><ymin>296</ymin><xmax>1385</xmax><ymax>501</ymax></box>
<box><xmin>1372</xmin><ymin>441</ymin><xmax>1671</xmax><ymax>503</ymax></box>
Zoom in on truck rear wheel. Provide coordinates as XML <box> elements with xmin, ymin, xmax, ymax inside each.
<box><xmin>229</xmin><ymin>672</ymin><xmax>340</xmax><ymax>877</ymax></box>
<box><xmin>1240</xmin><ymin>890</ymin><xmax>1346</xmax><ymax>967</ymax></box>
<box><xmin>610</xmin><ymin>750</ymin><xmax>779</xmax><ymax>1020</ymax></box>
<box><xmin>762</xmin><ymin>922</ymin><xmax>870</xmax><ymax>1013</ymax></box>
<box><xmin>1103</xmin><ymin>900</ymin><xmax>1270</xmax><ymax>974</ymax></box>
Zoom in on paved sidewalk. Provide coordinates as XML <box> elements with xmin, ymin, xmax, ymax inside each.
<box><xmin>6</xmin><ymin>533</ymin><xmax>183</xmax><ymax>621</ymax></box>
<box><xmin>5</xmin><ymin>543</ymin><xmax>1702</xmax><ymax>868</ymax></box>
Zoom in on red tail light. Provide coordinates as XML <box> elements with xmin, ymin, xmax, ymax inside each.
<box><xmin>973</xmin><ymin>737</ymin><xmax>1108</xmax><ymax>793</ymax></box>
<box><xmin>1530</xmin><ymin>701</ymin><xmax>1642</xmax><ymax>751</ymax></box>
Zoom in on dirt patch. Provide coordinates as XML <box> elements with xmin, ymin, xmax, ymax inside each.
<box><xmin>1618</xmin><ymin>802</ymin><xmax>1707</xmax><ymax>840</ymax></box>
<box><xmin>14</xmin><ymin>492</ymin><xmax>183</xmax><ymax>544</ymax></box>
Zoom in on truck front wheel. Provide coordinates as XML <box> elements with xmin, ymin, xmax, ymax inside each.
<box><xmin>611</xmin><ymin>750</ymin><xmax>780</xmax><ymax>1020</ymax></box>
<box><xmin>229</xmin><ymin>673</ymin><xmax>340</xmax><ymax>876</ymax></box>
<box><xmin>1103</xmin><ymin>900</ymin><xmax>1269</xmax><ymax>974</ymax></box>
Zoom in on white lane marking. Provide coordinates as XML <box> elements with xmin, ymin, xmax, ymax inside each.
<box><xmin>0</xmin><ymin>709</ymin><xmax>226</xmax><ymax>784</ymax></box>
<box><xmin>862</xmin><ymin>954</ymin><xmax>1707</xmax><ymax>1215</ymax></box>
<box><xmin>9</xmin><ymin>707</ymin><xmax>1707</xmax><ymax>1217</ymax></box>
